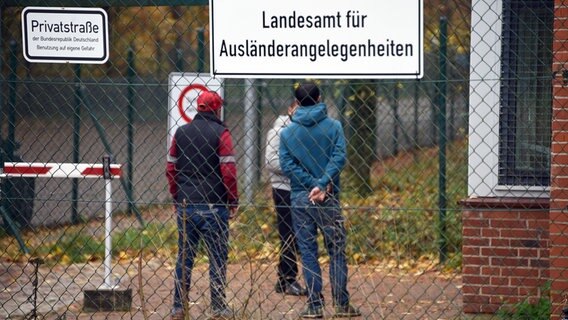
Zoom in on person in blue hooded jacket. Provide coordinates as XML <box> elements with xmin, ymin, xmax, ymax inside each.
<box><xmin>279</xmin><ymin>82</ymin><xmax>361</xmax><ymax>319</ymax></box>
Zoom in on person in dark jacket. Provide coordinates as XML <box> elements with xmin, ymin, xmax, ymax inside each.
<box><xmin>280</xmin><ymin>82</ymin><xmax>361</xmax><ymax>318</ymax></box>
<box><xmin>166</xmin><ymin>90</ymin><xmax>239</xmax><ymax>320</ymax></box>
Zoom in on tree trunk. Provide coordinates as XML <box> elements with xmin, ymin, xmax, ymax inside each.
<box><xmin>346</xmin><ymin>83</ymin><xmax>377</xmax><ymax>197</ymax></box>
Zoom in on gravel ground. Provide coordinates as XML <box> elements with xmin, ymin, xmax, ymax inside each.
<box><xmin>2</xmin><ymin>206</ymin><xmax>463</xmax><ymax>320</ymax></box>
<box><xmin>1</xmin><ymin>257</ymin><xmax>462</xmax><ymax>320</ymax></box>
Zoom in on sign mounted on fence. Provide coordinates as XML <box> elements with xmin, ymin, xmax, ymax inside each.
<box><xmin>167</xmin><ymin>73</ymin><xmax>224</xmax><ymax>151</ymax></box>
<box><xmin>210</xmin><ymin>0</ymin><xmax>423</xmax><ymax>79</ymax></box>
<box><xmin>21</xmin><ymin>7</ymin><xmax>109</xmax><ymax>64</ymax></box>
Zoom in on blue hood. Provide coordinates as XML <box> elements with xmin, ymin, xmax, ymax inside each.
<box><xmin>292</xmin><ymin>103</ymin><xmax>327</xmax><ymax>127</ymax></box>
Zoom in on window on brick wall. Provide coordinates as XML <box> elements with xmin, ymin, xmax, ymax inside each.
<box><xmin>498</xmin><ymin>0</ymin><xmax>553</xmax><ymax>186</ymax></box>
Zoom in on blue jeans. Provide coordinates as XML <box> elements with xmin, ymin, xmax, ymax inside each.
<box><xmin>291</xmin><ymin>191</ymin><xmax>350</xmax><ymax>307</ymax></box>
<box><xmin>173</xmin><ymin>204</ymin><xmax>229</xmax><ymax>312</ymax></box>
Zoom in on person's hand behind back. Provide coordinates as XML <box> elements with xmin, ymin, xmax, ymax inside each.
<box><xmin>309</xmin><ymin>187</ymin><xmax>326</xmax><ymax>203</ymax></box>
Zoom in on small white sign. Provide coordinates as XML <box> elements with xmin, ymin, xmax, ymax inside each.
<box><xmin>22</xmin><ymin>7</ymin><xmax>109</xmax><ymax>64</ymax></box>
<box><xmin>167</xmin><ymin>73</ymin><xmax>224</xmax><ymax>151</ymax></box>
<box><xmin>210</xmin><ymin>0</ymin><xmax>423</xmax><ymax>79</ymax></box>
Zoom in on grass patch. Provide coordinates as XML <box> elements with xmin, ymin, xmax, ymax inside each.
<box><xmin>1</xmin><ymin>220</ymin><xmax>177</xmax><ymax>265</ymax></box>
<box><xmin>341</xmin><ymin>139</ymin><xmax>467</xmax><ymax>268</ymax></box>
<box><xmin>1</xmin><ymin>139</ymin><xmax>467</xmax><ymax>270</ymax></box>
<box><xmin>496</xmin><ymin>282</ymin><xmax>551</xmax><ymax>320</ymax></box>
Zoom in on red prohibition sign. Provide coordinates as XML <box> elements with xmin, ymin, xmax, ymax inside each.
<box><xmin>177</xmin><ymin>83</ymin><xmax>209</xmax><ymax>123</ymax></box>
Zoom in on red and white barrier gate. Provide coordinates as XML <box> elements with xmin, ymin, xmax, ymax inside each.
<box><xmin>2</xmin><ymin>160</ymin><xmax>122</xmax><ymax>289</ymax></box>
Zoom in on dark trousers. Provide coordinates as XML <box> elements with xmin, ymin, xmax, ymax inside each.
<box><xmin>272</xmin><ymin>188</ymin><xmax>300</xmax><ymax>284</ymax></box>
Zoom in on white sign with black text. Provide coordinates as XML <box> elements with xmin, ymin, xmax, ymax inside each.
<box><xmin>210</xmin><ymin>0</ymin><xmax>423</xmax><ymax>79</ymax></box>
<box><xmin>22</xmin><ymin>7</ymin><xmax>109</xmax><ymax>64</ymax></box>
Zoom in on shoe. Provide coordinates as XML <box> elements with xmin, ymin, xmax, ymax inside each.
<box><xmin>274</xmin><ymin>281</ymin><xmax>286</xmax><ymax>293</ymax></box>
<box><xmin>275</xmin><ymin>280</ymin><xmax>308</xmax><ymax>296</ymax></box>
<box><xmin>333</xmin><ymin>304</ymin><xmax>361</xmax><ymax>318</ymax></box>
<box><xmin>300</xmin><ymin>305</ymin><xmax>324</xmax><ymax>318</ymax></box>
<box><xmin>287</xmin><ymin>281</ymin><xmax>308</xmax><ymax>296</ymax></box>
<box><xmin>171</xmin><ymin>309</ymin><xmax>185</xmax><ymax>320</ymax></box>
<box><xmin>210</xmin><ymin>307</ymin><xmax>234</xmax><ymax>319</ymax></box>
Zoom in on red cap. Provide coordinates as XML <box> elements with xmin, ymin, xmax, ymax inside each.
<box><xmin>197</xmin><ymin>91</ymin><xmax>223</xmax><ymax>112</ymax></box>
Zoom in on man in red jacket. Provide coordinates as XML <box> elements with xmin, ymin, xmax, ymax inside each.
<box><xmin>166</xmin><ymin>90</ymin><xmax>239</xmax><ymax>320</ymax></box>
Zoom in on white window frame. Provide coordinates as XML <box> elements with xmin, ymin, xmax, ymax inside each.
<box><xmin>468</xmin><ymin>0</ymin><xmax>549</xmax><ymax>198</ymax></box>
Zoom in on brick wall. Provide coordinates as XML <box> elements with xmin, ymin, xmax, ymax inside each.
<box><xmin>552</xmin><ymin>1</ymin><xmax>568</xmax><ymax>316</ymax></box>
<box><xmin>461</xmin><ymin>198</ymin><xmax>549</xmax><ymax>314</ymax></box>
<box><xmin>462</xmin><ymin>0</ymin><xmax>568</xmax><ymax>317</ymax></box>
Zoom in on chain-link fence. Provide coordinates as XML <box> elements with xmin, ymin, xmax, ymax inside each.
<box><xmin>0</xmin><ymin>0</ymin><xmax>553</xmax><ymax>319</ymax></box>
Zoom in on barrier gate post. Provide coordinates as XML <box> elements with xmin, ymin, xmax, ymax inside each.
<box><xmin>2</xmin><ymin>159</ymin><xmax>133</xmax><ymax>312</ymax></box>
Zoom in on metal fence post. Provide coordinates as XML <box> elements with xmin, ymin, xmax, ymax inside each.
<box><xmin>197</xmin><ymin>27</ymin><xmax>205</xmax><ymax>73</ymax></box>
<box><xmin>0</xmin><ymin>6</ymin><xmax>3</xmax><ymax>159</ymax></box>
<box><xmin>7</xmin><ymin>40</ymin><xmax>17</xmax><ymax>162</ymax></box>
<box><xmin>4</xmin><ymin>40</ymin><xmax>17</xmax><ymax>231</ymax></box>
<box><xmin>414</xmin><ymin>80</ymin><xmax>420</xmax><ymax>153</ymax></box>
<box><xmin>72</xmin><ymin>64</ymin><xmax>82</xmax><ymax>224</ymax></box>
<box><xmin>243</xmin><ymin>79</ymin><xmax>257</xmax><ymax>203</ymax></box>
<box><xmin>5</xmin><ymin>39</ymin><xmax>16</xmax><ymax>227</ymax></box>
<box><xmin>0</xmin><ymin>5</ymin><xmax>3</xmax><ymax>225</ymax></box>
<box><xmin>175</xmin><ymin>38</ymin><xmax>184</xmax><ymax>72</ymax></box>
<box><xmin>437</xmin><ymin>14</ymin><xmax>449</xmax><ymax>263</ymax></box>
<box><xmin>28</xmin><ymin>257</ymin><xmax>44</xmax><ymax>320</ymax></box>
<box><xmin>127</xmin><ymin>45</ymin><xmax>135</xmax><ymax>217</ymax></box>
<box><xmin>392</xmin><ymin>82</ymin><xmax>400</xmax><ymax>156</ymax></box>
<box><xmin>0</xmin><ymin>17</ymin><xmax>27</xmax><ymax>253</ymax></box>
<box><xmin>0</xmin><ymin>40</ymin><xmax>28</xmax><ymax>250</ymax></box>
<box><xmin>256</xmin><ymin>82</ymin><xmax>264</xmax><ymax>180</ymax></box>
